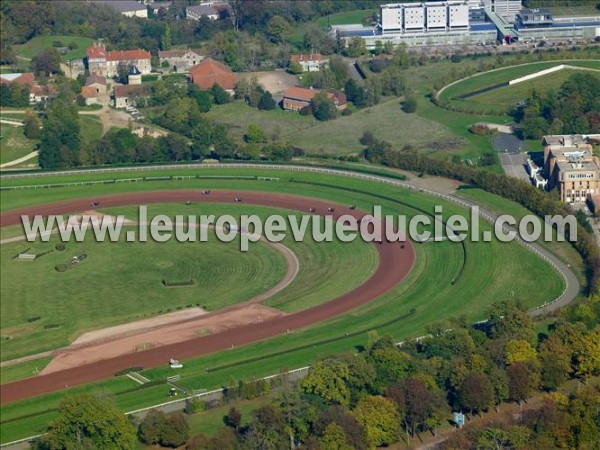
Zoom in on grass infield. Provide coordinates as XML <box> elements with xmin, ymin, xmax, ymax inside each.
<box><xmin>0</xmin><ymin>167</ymin><xmax>567</xmax><ymax>443</ymax></box>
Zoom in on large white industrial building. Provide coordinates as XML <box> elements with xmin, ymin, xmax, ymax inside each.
<box><xmin>381</xmin><ymin>2</ymin><xmax>470</xmax><ymax>33</ymax></box>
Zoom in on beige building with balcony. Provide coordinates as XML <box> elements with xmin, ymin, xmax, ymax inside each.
<box><xmin>543</xmin><ymin>135</ymin><xmax>600</xmax><ymax>204</ymax></box>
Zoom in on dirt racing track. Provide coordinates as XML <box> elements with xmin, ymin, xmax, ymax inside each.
<box><xmin>0</xmin><ymin>190</ymin><xmax>415</xmax><ymax>404</ymax></box>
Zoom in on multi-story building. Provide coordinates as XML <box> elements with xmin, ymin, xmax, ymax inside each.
<box><xmin>86</xmin><ymin>44</ymin><xmax>152</xmax><ymax>78</ymax></box>
<box><xmin>381</xmin><ymin>1</ymin><xmax>470</xmax><ymax>33</ymax></box>
<box><xmin>483</xmin><ymin>0</ymin><xmax>522</xmax><ymax>23</ymax></box>
<box><xmin>543</xmin><ymin>135</ymin><xmax>600</xmax><ymax>204</ymax></box>
<box><xmin>91</xmin><ymin>0</ymin><xmax>148</xmax><ymax>18</ymax></box>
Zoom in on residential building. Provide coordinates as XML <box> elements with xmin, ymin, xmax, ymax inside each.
<box><xmin>159</xmin><ymin>49</ymin><xmax>204</xmax><ymax>72</ymax></box>
<box><xmin>81</xmin><ymin>74</ymin><xmax>107</xmax><ymax>106</ymax></box>
<box><xmin>290</xmin><ymin>54</ymin><xmax>328</xmax><ymax>72</ymax></box>
<box><xmin>189</xmin><ymin>58</ymin><xmax>237</xmax><ymax>92</ymax></box>
<box><xmin>86</xmin><ymin>44</ymin><xmax>152</xmax><ymax>78</ymax></box>
<box><xmin>282</xmin><ymin>86</ymin><xmax>347</xmax><ymax>112</ymax></box>
<box><xmin>0</xmin><ymin>72</ymin><xmax>55</xmax><ymax>104</ymax></box>
<box><xmin>543</xmin><ymin>135</ymin><xmax>600</xmax><ymax>204</ymax></box>
<box><xmin>186</xmin><ymin>4</ymin><xmax>219</xmax><ymax>20</ymax></box>
<box><xmin>113</xmin><ymin>84</ymin><xmax>150</xmax><ymax>108</ymax></box>
<box><xmin>91</xmin><ymin>0</ymin><xmax>148</xmax><ymax>18</ymax></box>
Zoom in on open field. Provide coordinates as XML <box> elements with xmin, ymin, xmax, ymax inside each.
<box><xmin>438</xmin><ymin>60</ymin><xmax>600</xmax><ymax>113</ymax></box>
<box><xmin>0</xmin><ymin>228</ymin><xmax>287</xmax><ymax>361</ymax></box>
<box><xmin>13</xmin><ymin>35</ymin><xmax>94</xmax><ymax>62</ymax></box>
<box><xmin>206</xmin><ymin>99</ymin><xmax>455</xmax><ymax>154</ymax></box>
<box><xmin>0</xmin><ymin>125</ymin><xmax>37</xmax><ymax>164</ymax></box>
<box><xmin>0</xmin><ymin>167</ymin><xmax>569</xmax><ymax>442</ymax></box>
<box><xmin>468</xmin><ymin>69</ymin><xmax>600</xmax><ymax>109</ymax></box>
<box><xmin>80</xmin><ymin>115</ymin><xmax>103</xmax><ymax>144</ymax></box>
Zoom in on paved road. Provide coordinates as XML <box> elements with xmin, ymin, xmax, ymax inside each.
<box><xmin>499</xmin><ymin>152</ymin><xmax>530</xmax><ymax>182</ymax></box>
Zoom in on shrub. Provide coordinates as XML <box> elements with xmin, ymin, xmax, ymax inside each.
<box><xmin>341</xmin><ymin>108</ymin><xmax>353</xmax><ymax>116</ymax></box>
<box><xmin>68</xmin><ymin>41</ymin><xmax>78</xmax><ymax>50</ymax></box>
<box><xmin>299</xmin><ymin>105</ymin><xmax>313</xmax><ymax>116</ymax></box>
<box><xmin>185</xmin><ymin>398</ymin><xmax>206</xmax><ymax>414</ymax></box>
<box><xmin>52</xmin><ymin>40</ymin><xmax>64</xmax><ymax>48</ymax></box>
<box><xmin>55</xmin><ymin>264</ymin><xmax>68</xmax><ymax>272</ymax></box>
<box><xmin>44</xmin><ymin>323</ymin><xmax>60</xmax><ymax>329</ymax></box>
<box><xmin>55</xmin><ymin>244</ymin><xmax>66</xmax><ymax>251</ymax></box>
<box><xmin>28</xmin><ymin>316</ymin><xmax>41</xmax><ymax>322</ymax></box>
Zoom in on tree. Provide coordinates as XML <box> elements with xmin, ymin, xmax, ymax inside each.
<box><xmin>244</xmin><ymin>124</ymin><xmax>264</xmax><ymax>143</ymax></box>
<box><xmin>266</xmin><ymin>15</ymin><xmax>291</xmax><ymax>44</ymax></box>
<box><xmin>319</xmin><ymin>423</ymin><xmax>353</xmax><ymax>450</ymax></box>
<box><xmin>507</xmin><ymin>362</ymin><xmax>538</xmax><ymax>403</ymax></box>
<box><xmin>32</xmin><ymin>48</ymin><xmax>61</xmax><ymax>75</ymax></box>
<box><xmin>243</xmin><ymin>405</ymin><xmax>288</xmax><ymax>450</ymax></box>
<box><xmin>189</xmin><ymin>85</ymin><xmax>212</xmax><ymax>113</ymax></box>
<box><xmin>211</xmin><ymin>83</ymin><xmax>231</xmax><ymax>105</ymax></box>
<box><xmin>505</xmin><ymin>339</ymin><xmax>537</xmax><ymax>365</ymax></box>
<box><xmin>36</xmin><ymin>394</ymin><xmax>136</xmax><ymax>450</ymax></box>
<box><xmin>288</xmin><ymin>60</ymin><xmax>304</xmax><ymax>74</ymax></box>
<box><xmin>23</xmin><ymin>110</ymin><xmax>42</xmax><ymax>140</ymax></box>
<box><xmin>344</xmin><ymin>37</ymin><xmax>367</xmax><ymax>58</ymax></box>
<box><xmin>161</xmin><ymin>23</ymin><xmax>172</xmax><ymax>51</ymax></box>
<box><xmin>39</xmin><ymin>90</ymin><xmax>82</xmax><ymax>169</ymax></box>
<box><xmin>403</xmin><ymin>92</ymin><xmax>417</xmax><ymax>113</ymax></box>
<box><xmin>314</xmin><ymin>405</ymin><xmax>369</xmax><ymax>450</ymax></box>
<box><xmin>224</xmin><ymin>407</ymin><xmax>242</xmax><ymax>431</ymax></box>
<box><xmin>312</xmin><ymin>91</ymin><xmax>337</xmax><ymax>121</ymax></box>
<box><xmin>186</xmin><ymin>433</ymin><xmax>209</xmax><ymax>450</ymax></box>
<box><xmin>258</xmin><ymin>91</ymin><xmax>276</xmax><ymax>110</ymax></box>
<box><xmin>539</xmin><ymin>335</ymin><xmax>571</xmax><ymax>391</ymax></box>
<box><xmin>138</xmin><ymin>409</ymin><xmax>189</xmax><ymax>448</ymax></box>
<box><xmin>301</xmin><ymin>359</ymin><xmax>351</xmax><ymax>406</ymax></box>
<box><xmin>353</xmin><ymin>396</ymin><xmax>400</xmax><ymax>448</ymax></box>
<box><xmin>458</xmin><ymin>372</ymin><xmax>495</xmax><ymax>415</ymax></box>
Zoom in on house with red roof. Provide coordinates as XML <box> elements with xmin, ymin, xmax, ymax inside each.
<box><xmin>188</xmin><ymin>58</ymin><xmax>237</xmax><ymax>93</ymax></box>
<box><xmin>85</xmin><ymin>43</ymin><xmax>152</xmax><ymax>78</ymax></box>
<box><xmin>290</xmin><ymin>54</ymin><xmax>328</xmax><ymax>72</ymax></box>
<box><xmin>0</xmin><ymin>72</ymin><xmax>56</xmax><ymax>104</ymax></box>
<box><xmin>282</xmin><ymin>86</ymin><xmax>346</xmax><ymax>112</ymax></box>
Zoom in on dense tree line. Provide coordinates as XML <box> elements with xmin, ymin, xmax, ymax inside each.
<box><xmin>0</xmin><ymin>82</ymin><xmax>30</xmax><ymax>107</ymax></box>
<box><xmin>34</xmin><ymin>296</ymin><xmax>599</xmax><ymax>449</ymax></box>
<box><xmin>514</xmin><ymin>73</ymin><xmax>600</xmax><ymax>139</ymax></box>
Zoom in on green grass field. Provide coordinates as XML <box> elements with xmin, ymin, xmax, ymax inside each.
<box><xmin>439</xmin><ymin>60</ymin><xmax>600</xmax><ymax>113</ymax></box>
<box><xmin>0</xmin><ymin>228</ymin><xmax>287</xmax><ymax>361</ymax></box>
<box><xmin>0</xmin><ymin>125</ymin><xmax>37</xmax><ymax>164</ymax></box>
<box><xmin>551</xmin><ymin>5</ymin><xmax>600</xmax><ymax>16</ymax></box>
<box><xmin>13</xmin><ymin>35</ymin><xmax>94</xmax><ymax>62</ymax></box>
<box><xmin>80</xmin><ymin>115</ymin><xmax>103</xmax><ymax>144</ymax></box>
<box><xmin>0</xmin><ymin>167</ymin><xmax>568</xmax><ymax>443</ymax></box>
<box><xmin>468</xmin><ymin>69</ymin><xmax>600</xmax><ymax>109</ymax></box>
<box><xmin>205</xmin><ymin>99</ymin><xmax>455</xmax><ymax>154</ymax></box>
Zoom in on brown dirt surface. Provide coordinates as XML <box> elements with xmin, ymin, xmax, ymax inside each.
<box><xmin>0</xmin><ymin>190</ymin><xmax>415</xmax><ymax>403</ymax></box>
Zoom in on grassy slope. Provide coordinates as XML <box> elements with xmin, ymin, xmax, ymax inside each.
<box><xmin>0</xmin><ymin>168</ymin><xmax>567</xmax><ymax>443</ymax></box>
<box><xmin>439</xmin><ymin>60</ymin><xmax>600</xmax><ymax>111</ymax></box>
<box><xmin>206</xmin><ymin>99</ymin><xmax>455</xmax><ymax>155</ymax></box>
<box><xmin>14</xmin><ymin>36</ymin><xmax>94</xmax><ymax>62</ymax></box>
<box><xmin>0</xmin><ymin>125</ymin><xmax>37</xmax><ymax>164</ymax></box>
<box><xmin>469</xmin><ymin>69</ymin><xmax>600</xmax><ymax>109</ymax></box>
<box><xmin>80</xmin><ymin>115</ymin><xmax>103</xmax><ymax>145</ymax></box>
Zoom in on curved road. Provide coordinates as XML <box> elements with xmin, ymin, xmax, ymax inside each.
<box><xmin>0</xmin><ymin>190</ymin><xmax>415</xmax><ymax>404</ymax></box>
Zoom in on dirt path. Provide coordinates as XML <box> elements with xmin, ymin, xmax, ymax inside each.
<box><xmin>0</xmin><ymin>190</ymin><xmax>414</xmax><ymax>403</ymax></box>
<box><xmin>0</xmin><ymin>151</ymin><xmax>38</xmax><ymax>169</ymax></box>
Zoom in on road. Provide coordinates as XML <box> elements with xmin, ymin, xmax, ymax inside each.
<box><xmin>499</xmin><ymin>152</ymin><xmax>529</xmax><ymax>182</ymax></box>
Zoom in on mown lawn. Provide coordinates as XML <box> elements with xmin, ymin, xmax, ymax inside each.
<box><xmin>0</xmin><ymin>125</ymin><xmax>37</xmax><ymax>164</ymax></box>
<box><xmin>14</xmin><ymin>35</ymin><xmax>94</xmax><ymax>62</ymax></box>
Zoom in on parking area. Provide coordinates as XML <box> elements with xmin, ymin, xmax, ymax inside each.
<box><xmin>499</xmin><ymin>152</ymin><xmax>530</xmax><ymax>182</ymax></box>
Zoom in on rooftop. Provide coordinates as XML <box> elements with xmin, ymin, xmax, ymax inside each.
<box><xmin>92</xmin><ymin>0</ymin><xmax>146</xmax><ymax>13</ymax></box>
<box><xmin>0</xmin><ymin>72</ymin><xmax>35</xmax><ymax>86</ymax></box>
<box><xmin>189</xmin><ymin>58</ymin><xmax>237</xmax><ymax>90</ymax></box>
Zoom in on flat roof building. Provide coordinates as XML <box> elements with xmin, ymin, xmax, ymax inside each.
<box><xmin>543</xmin><ymin>135</ymin><xmax>600</xmax><ymax>204</ymax></box>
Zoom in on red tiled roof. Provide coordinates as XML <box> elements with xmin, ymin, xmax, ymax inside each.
<box><xmin>30</xmin><ymin>84</ymin><xmax>57</xmax><ymax>97</ymax></box>
<box><xmin>0</xmin><ymin>72</ymin><xmax>36</xmax><ymax>86</ymax></box>
<box><xmin>81</xmin><ymin>85</ymin><xmax>99</xmax><ymax>98</ymax></box>
<box><xmin>188</xmin><ymin>58</ymin><xmax>237</xmax><ymax>90</ymax></box>
<box><xmin>85</xmin><ymin>74</ymin><xmax>106</xmax><ymax>86</ymax></box>
<box><xmin>291</xmin><ymin>53</ymin><xmax>323</xmax><ymax>62</ymax></box>
<box><xmin>106</xmin><ymin>49</ymin><xmax>151</xmax><ymax>61</ymax></box>
<box><xmin>282</xmin><ymin>86</ymin><xmax>319</xmax><ymax>102</ymax></box>
<box><xmin>86</xmin><ymin>46</ymin><xmax>107</xmax><ymax>60</ymax></box>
